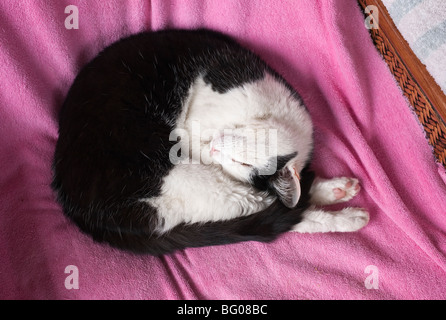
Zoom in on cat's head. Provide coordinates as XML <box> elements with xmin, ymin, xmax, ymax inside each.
<box><xmin>210</xmin><ymin>118</ymin><xmax>313</xmax><ymax>208</ymax></box>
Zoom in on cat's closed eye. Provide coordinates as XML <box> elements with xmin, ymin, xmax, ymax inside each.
<box><xmin>231</xmin><ymin>158</ymin><xmax>253</xmax><ymax>167</ymax></box>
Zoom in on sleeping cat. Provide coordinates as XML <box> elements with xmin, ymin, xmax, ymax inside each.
<box><xmin>51</xmin><ymin>29</ymin><xmax>369</xmax><ymax>255</ymax></box>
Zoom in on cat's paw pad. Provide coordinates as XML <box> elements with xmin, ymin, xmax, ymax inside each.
<box><xmin>336</xmin><ymin>207</ymin><xmax>369</xmax><ymax>232</ymax></box>
<box><xmin>332</xmin><ymin>177</ymin><xmax>360</xmax><ymax>202</ymax></box>
<box><xmin>310</xmin><ymin>177</ymin><xmax>362</xmax><ymax>206</ymax></box>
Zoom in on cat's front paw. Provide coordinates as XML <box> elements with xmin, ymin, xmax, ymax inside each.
<box><xmin>310</xmin><ymin>177</ymin><xmax>361</xmax><ymax>206</ymax></box>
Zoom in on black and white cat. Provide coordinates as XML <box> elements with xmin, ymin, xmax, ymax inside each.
<box><xmin>52</xmin><ymin>29</ymin><xmax>369</xmax><ymax>255</ymax></box>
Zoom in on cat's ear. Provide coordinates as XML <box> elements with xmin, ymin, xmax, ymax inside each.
<box><xmin>270</xmin><ymin>163</ymin><xmax>301</xmax><ymax>208</ymax></box>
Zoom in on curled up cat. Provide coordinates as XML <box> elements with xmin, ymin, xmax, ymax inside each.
<box><xmin>51</xmin><ymin>29</ymin><xmax>369</xmax><ymax>255</ymax></box>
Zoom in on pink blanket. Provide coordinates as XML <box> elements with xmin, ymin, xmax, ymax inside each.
<box><xmin>1</xmin><ymin>0</ymin><xmax>445</xmax><ymax>300</ymax></box>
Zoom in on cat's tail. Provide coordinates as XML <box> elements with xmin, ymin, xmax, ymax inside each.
<box><xmin>92</xmin><ymin>199</ymin><xmax>309</xmax><ymax>255</ymax></box>
<box><xmin>89</xmin><ymin>172</ymin><xmax>313</xmax><ymax>255</ymax></box>
<box><xmin>56</xmin><ymin>170</ymin><xmax>314</xmax><ymax>256</ymax></box>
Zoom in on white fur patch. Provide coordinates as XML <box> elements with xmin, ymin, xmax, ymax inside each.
<box><xmin>143</xmin><ymin>164</ymin><xmax>275</xmax><ymax>233</ymax></box>
<box><xmin>178</xmin><ymin>73</ymin><xmax>314</xmax><ymax>179</ymax></box>
<box><xmin>144</xmin><ymin>72</ymin><xmax>314</xmax><ymax>233</ymax></box>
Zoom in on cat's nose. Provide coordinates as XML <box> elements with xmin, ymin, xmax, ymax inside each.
<box><xmin>210</xmin><ymin>146</ymin><xmax>219</xmax><ymax>156</ymax></box>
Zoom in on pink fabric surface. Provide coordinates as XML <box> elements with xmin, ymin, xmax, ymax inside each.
<box><xmin>1</xmin><ymin>0</ymin><xmax>445</xmax><ymax>299</ymax></box>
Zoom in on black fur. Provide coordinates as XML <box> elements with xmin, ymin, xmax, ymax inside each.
<box><xmin>250</xmin><ymin>152</ymin><xmax>298</xmax><ymax>193</ymax></box>
<box><xmin>52</xmin><ymin>29</ymin><xmax>313</xmax><ymax>255</ymax></box>
<box><xmin>78</xmin><ymin>165</ymin><xmax>314</xmax><ymax>255</ymax></box>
